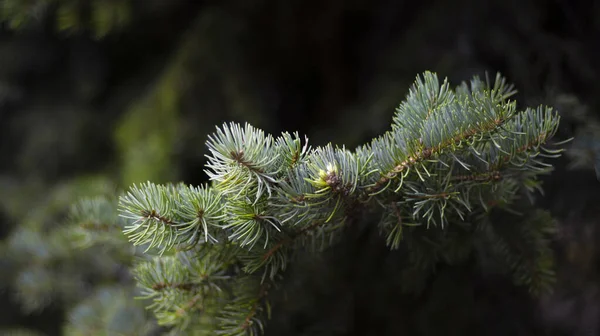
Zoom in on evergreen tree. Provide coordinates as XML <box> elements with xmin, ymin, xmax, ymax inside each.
<box><xmin>3</xmin><ymin>1</ymin><xmax>599</xmax><ymax>334</ymax></box>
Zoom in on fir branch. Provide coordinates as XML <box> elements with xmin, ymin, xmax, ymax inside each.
<box><xmin>274</xmin><ymin>132</ymin><xmax>311</xmax><ymax>169</ymax></box>
<box><xmin>174</xmin><ymin>184</ymin><xmax>226</xmax><ymax>247</ymax></box>
<box><xmin>112</xmin><ymin>70</ymin><xmax>567</xmax><ymax>335</ymax></box>
<box><xmin>222</xmin><ymin>197</ymin><xmax>282</xmax><ymax>249</ymax></box>
<box><xmin>368</xmin><ymin>111</ymin><xmax>511</xmax><ymax>194</ymax></box>
<box><xmin>216</xmin><ymin>276</ymin><xmax>272</xmax><ymax>336</ymax></box>
<box><xmin>451</xmin><ymin>171</ymin><xmax>502</xmax><ymax>182</ymax></box>
<box><xmin>481</xmin><ymin>210</ymin><xmax>557</xmax><ymax>296</ymax></box>
<box><xmin>205</xmin><ymin>122</ymin><xmax>281</xmax><ymax>202</ymax></box>
<box><xmin>134</xmin><ymin>249</ymin><xmax>236</xmax><ymax>330</ymax></box>
<box><xmin>366</xmin><ymin>72</ymin><xmax>521</xmax><ymax>195</ymax></box>
<box><xmin>119</xmin><ymin>182</ymin><xmax>224</xmax><ymax>254</ymax></box>
<box><xmin>151</xmin><ymin>281</ymin><xmax>198</xmax><ymax>291</ymax></box>
<box><xmin>120</xmin><ymin>182</ymin><xmax>182</xmax><ymax>254</ymax></box>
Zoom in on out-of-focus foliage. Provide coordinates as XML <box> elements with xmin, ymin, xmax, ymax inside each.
<box><xmin>64</xmin><ymin>285</ymin><xmax>156</xmax><ymax>336</ymax></box>
<box><xmin>0</xmin><ymin>328</ymin><xmax>46</xmax><ymax>336</ymax></box>
<box><xmin>114</xmin><ymin>7</ymin><xmax>270</xmax><ymax>186</ymax></box>
<box><xmin>0</xmin><ymin>175</ymin><xmax>159</xmax><ymax>334</ymax></box>
<box><xmin>551</xmin><ymin>94</ymin><xmax>600</xmax><ymax>178</ymax></box>
<box><xmin>0</xmin><ymin>3</ymin><xmax>278</xmax><ymax>333</ymax></box>
<box><xmin>0</xmin><ymin>0</ymin><xmax>131</xmax><ymax>38</ymax></box>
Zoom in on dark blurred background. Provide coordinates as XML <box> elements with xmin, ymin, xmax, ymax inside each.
<box><xmin>1</xmin><ymin>0</ymin><xmax>599</xmax><ymax>335</ymax></box>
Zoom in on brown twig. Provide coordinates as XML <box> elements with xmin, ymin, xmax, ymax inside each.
<box><xmin>141</xmin><ymin>209</ymin><xmax>176</xmax><ymax>226</ymax></box>
<box><xmin>241</xmin><ymin>282</ymin><xmax>271</xmax><ymax>330</ymax></box>
<box><xmin>367</xmin><ymin>117</ymin><xmax>507</xmax><ymax>194</ymax></box>
<box><xmin>152</xmin><ymin>281</ymin><xmax>197</xmax><ymax>291</ymax></box>
<box><xmin>262</xmin><ymin>220</ymin><xmax>324</xmax><ymax>261</ymax></box>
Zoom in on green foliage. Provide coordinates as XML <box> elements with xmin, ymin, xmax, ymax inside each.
<box><xmin>0</xmin><ymin>329</ymin><xmax>46</xmax><ymax>336</ymax></box>
<box><xmin>0</xmin><ymin>176</ymin><xmax>115</xmax><ymax>310</ymax></box>
<box><xmin>115</xmin><ymin>71</ymin><xmax>566</xmax><ymax>334</ymax></box>
<box><xmin>114</xmin><ymin>10</ymin><xmax>260</xmax><ymax>186</ymax></box>
<box><xmin>486</xmin><ymin>209</ymin><xmax>558</xmax><ymax>296</ymax></box>
<box><xmin>0</xmin><ymin>0</ymin><xmax>132</xmax><ymax>38</ymax></box>
<box><xmin>0</xmin><ymin>175</ymin><xmax>158</xmax><ymax>334</ymax></box>
<box><xmin>120</xmin><ymin>183</ymin><xmax>225</xmax><ymax>254</ymax></box>
<box><xmin>0</xmin><ymin>7</ymin><xmax>275</xmax><ymax>334</ymax></box>
<box><xmin>550</xmin><ymin>94</ymin><xmax>600</xmax><ymax>179</ymax></box>
<box><xmin>64</xmin><ymin>285</ymin><xmax>156</xmax><ymax>336</ymax></box>
<box><xmin>114</xmin><ymin>32</ymin><xmax>188</xmax><ymax>185</ymax></box>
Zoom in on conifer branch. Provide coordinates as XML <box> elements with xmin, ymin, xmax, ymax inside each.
<box><xmin>114</xmin><ymin>71</ymin><xmax>567</xmax><ymax>335</ymax></box>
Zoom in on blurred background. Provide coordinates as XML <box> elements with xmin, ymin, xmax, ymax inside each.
<box><xmin>0</xmin><ymin>0</ymin><xmax>599</xmax><ymax>335</ymax></box>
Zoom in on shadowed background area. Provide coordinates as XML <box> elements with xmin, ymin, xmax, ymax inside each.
<box><xmin>0</xmin><ymin>0</ymin><xmax>599</xmax><ymax>335</ymax></box>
